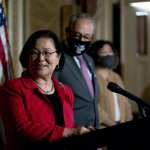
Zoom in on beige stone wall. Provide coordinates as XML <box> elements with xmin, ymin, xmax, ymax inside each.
<box><xmin>25</xmin><ymin>0</ymin><xmax>79</xmax><ymax>39</ymax></box>
<box><xmin>28</xmin><ymin>0</ymin><xmax>61</xmax><ymax>35</ymax></box>
<box><xmin>10</xmin><ymin>0</ymin><xmax>111</xmax><ymax>77</ymax></box>
<box><xmin>9</xmin><ymin>0</ymin><xmax>80</xmax><ymax>77</ymax></box>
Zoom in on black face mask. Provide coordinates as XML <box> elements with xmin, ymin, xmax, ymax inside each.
<box><xmin>66</xmin><ymin>38</ymin><xmax>91</xmax><ymax>56</ymax></box>
<box><xmin>96</xmin><ymin>55</ymin><xmax>118</xmax><ymax>69</ymax></box>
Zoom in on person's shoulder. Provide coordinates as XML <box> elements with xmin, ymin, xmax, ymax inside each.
<box><xmin>3</xmin><ymin>77</ymin><xmax>22</xmax><ymax>87</ymax></box>
<box><xmin>110</xmin><ymin>70</ymin><xmax>121</xmax><ymax>79</ymax></box>
<box><xmin>3</xmin><ymin>77</ymin><xmax>25</xmax><ymax>93</ymax></box>
<box><xmin>53</xmin><ymin>78</ymin><xmax>74</xmax><ymax>102</ymax></box>
<box><xmin>61</xmin><ymin>40</ymin><xmax>67</xmax><ymax>48</ymax></box>
<box><xmin>111</xmin><ymin>71</ymin><xmax>124</xmax><ymax>86</ymax></box>
<box><xmin>84</xmin><ymin>53</ymin><xmax>93</xmax><ymax>61</ymax></box>
<box><xmin>60</xmin><ymin>82</ymin><xmax>73</xmax><ymax>92</ymax></box>
<box><xmin>63</xmin><ymin>52</ymin><xmax>70</xmax><ymax>58</ymax></box>
<box><xmin>61</xmin><ymin>82</ymin><xmax>74</xmax><ymax>103</ymax></box>
<box><xmin>61</xmin><ymin>40</ymin><xmax>71</xmax><ymax>58</ymax></box>
<box><xmin>3</xmin><ymin>77</ymin><xmax>33</xmax><ymax>91</ymax></box>
<box><xmin>84</xmin><ymin>53</ymin><xmax>95</xmax><ymax>66</ymax></box>
<box><xmin>54</xmin><ymin>78</ymin><xmax>72</xmax><ymax>93</ymax></box>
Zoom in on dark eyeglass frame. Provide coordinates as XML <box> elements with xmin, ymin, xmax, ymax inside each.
<box><xmin>29</xmin><ymin>48</ymin><xmax>58</xmax><ymax>58</ymax></box>
<box><xmin>70</xmin><ymin>31</ymin><xmax>93</xmax><ymax>41</ymax></box>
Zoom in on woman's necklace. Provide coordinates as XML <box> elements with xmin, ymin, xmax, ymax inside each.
<box><xmin>34</xmin><ymin>80</ymin><xmax>54</xmax><ymax>95</ymax></box>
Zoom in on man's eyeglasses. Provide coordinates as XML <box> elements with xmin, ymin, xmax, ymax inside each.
<box><xmin>70</xmin><ymin>31</ymin><xmax>93</xmax><ymax>41</ymax></box>
<box><xmin>30</xmin><ymin>48</ymin><xmax>57</xmax><ymax>59</ymax></box>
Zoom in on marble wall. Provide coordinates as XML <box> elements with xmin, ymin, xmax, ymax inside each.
<box><xmin>9</xmin><ymin>0</ymin><xmax>80</xmax><ymax>77</ymax></box>
<box><xmin>25</xmin><ymin>0</ymin><xmax>79</xmax><ymax>39</ymax></box>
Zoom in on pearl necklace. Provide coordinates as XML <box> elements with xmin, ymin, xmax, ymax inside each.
<box><xmin>34</xmin><ymin>80</ymin><xmax>54</xmax><ymax>95</ymax></box>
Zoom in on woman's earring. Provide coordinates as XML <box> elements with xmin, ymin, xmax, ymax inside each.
<box><xmin>56</xmin><ymin>64</ymin><xmax>60</xmax><ymax>70</ymax></box>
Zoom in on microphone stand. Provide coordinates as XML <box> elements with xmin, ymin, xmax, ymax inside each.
<box><xmin>119</xmin><ymin>88</ymin><xmax>150</xmax><ymax>118</ymax></box>
<box><xmin>107</xmin><ymin>82</ymin><xmax>150</xmax><ymax>119</ymax></box>
<box><xmin>137</xmin><ymin>102</ymin><xmax>150</xmax><ymax>118</ymax></box>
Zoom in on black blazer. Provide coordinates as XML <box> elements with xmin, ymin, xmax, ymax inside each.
<box><xmin>55</xmin><ymin>52</ymin><xmax>100</xmax><ymax>127</ymax></box>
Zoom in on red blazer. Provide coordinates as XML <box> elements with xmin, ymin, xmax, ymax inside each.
<box><xmin>1</xmin><ymin>75</ymin><xmax>74</xmax><ymax>150</ymax></box>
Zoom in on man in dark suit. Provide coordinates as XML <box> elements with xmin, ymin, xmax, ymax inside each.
<box><xmin>55</xmin><ymin>13</ymin><xmax>100</xmax><ymax>128</ymax></box>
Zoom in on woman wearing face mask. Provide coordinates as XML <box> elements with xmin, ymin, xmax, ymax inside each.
<box><xmin>89</xmin><ymin>40</ymin><xmax>133</xmax><ymax>128</ymax></box>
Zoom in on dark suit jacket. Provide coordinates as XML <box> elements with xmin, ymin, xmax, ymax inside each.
<box><xmin>1</xmin><ymin>76</ymin><xmax>74</xmax><ymax>150</ymax></box>
<box><xmin>55</xmin><ymin>52</ymin><xmax>100</xmax><ymax>127</ymax></box>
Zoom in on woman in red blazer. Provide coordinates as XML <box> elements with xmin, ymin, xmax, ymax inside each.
<box><xmin>1</xmin><ymin>30</ymin><xmax>90</xmax><ymax>150</ymax></box>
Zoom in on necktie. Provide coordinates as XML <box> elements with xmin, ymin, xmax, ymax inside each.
<box><xmin>77</xmin><ymin>55</ymin><xmax>94</xmax><ymax>97</ymax></box>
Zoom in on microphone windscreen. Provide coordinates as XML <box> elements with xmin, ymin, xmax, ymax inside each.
<box><xmin>107</xmin><ymin>82</ymin><xmax>122</xmax><ymax>93</ymax></box>
<box><xmin>107</xmin><ymin>82</ymin><xmax>117</xmax><ymax>91</ymax></box>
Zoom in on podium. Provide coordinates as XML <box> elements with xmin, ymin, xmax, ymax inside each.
<box><xmin>60</xmin><ymin>118</ymin><xmax>150</xmax><ymax>149</ymax></box>
<box><xmin>32</xmin><ymin>118</ymin><xmax>150</xmax><ymax>150</ymax></box>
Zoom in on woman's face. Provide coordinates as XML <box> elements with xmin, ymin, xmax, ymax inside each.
<box><xmin>98</xmin><ymin>44</ymin><xmax>113</xmax><ymax>56</ymax></box>
<box><xmin>96</xmin><ymin>44</ymin><xmax>117</xmax><ymax>69</ymax></box>
<box><xmin>28</xmin><ymin>37</ymin><xmax>60</xmax><ymax>78</ymax></box>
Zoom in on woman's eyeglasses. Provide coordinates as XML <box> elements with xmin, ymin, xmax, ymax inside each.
<box><xmin>30</xmin><ymin>48</ymin><xmax>57</xmax><ymax>59</ymax></box>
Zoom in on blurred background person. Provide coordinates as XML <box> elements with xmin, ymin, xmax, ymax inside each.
<box><xmin>55</xmin><ymin>13</ymin><xmax>100</xmax><ymax>128</ymax></box>
<box><xmin>0</xmin><ymin>30</ymin><xmax>91</xmax><ymax>150</ymax></box>
<box><xmin>141</xmin><ymin>84</ymin><xmax>150</xmax><ymax>106</ymax></box>
<box><xmin>89</xmin><ymin>40</ymin><xmax>133</xmax><ymax>128</ymax></box>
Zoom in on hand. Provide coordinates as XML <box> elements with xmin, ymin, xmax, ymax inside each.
<box><xmin>85</xmin><ymin>125</ymin><xmax>96</xmax><ymax>131</ymax></box>
<box><xmin>79</xmin><ymin>126</ymin><xmax>91</xmax><ymax>134</ymax></box>
<box><xmin>63</xmin><ymin>126</ymin><xmax>91</xmax><ymax>137</ymax></box>
<box><xmin>63</xmin><ymin>128</ymin><xmax>77</xmax><ymax>137</ymax></box>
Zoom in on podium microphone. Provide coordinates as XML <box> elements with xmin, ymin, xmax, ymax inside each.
<box><xmin>107</xmin><ymin>82</ymin><xmax>150</xmax><ymax>118</ymax></box>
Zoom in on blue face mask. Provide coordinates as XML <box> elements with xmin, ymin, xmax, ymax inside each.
<box><xmin>67</xmin><ymin>38</ymin><xmax>91</xmax><ymax>56</ymax></box>
<box><xmin>97</xmin><ymin>55</ymin><xmax>118</xmax><ymax>69</ymax></box>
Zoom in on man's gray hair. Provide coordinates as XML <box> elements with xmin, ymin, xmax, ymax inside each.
<box><xmin>67</xmin><ymin>13</ymin><xmax>95</xmax><ymax>32</ymax></box>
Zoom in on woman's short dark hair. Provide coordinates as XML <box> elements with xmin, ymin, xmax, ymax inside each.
<box><xmin>88</xmin><ymin>40</ymin><xmax>119</xmax><ymax>67</ymax></box>
<box><xmin>20</xmin><ymin>30</ymin><xmax>64</xmax><ymax>70</ymax></box>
